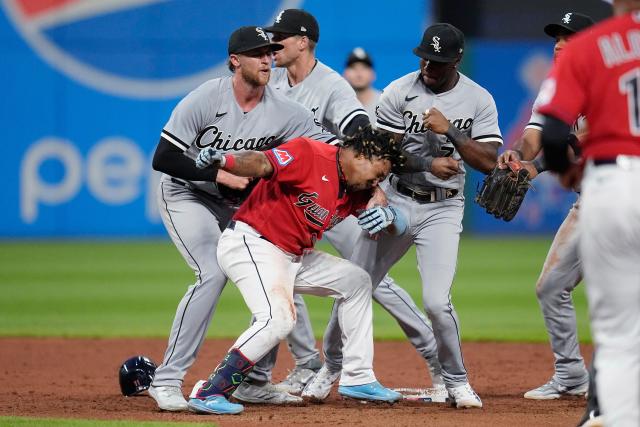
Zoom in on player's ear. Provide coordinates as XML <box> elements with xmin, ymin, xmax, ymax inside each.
<box><xmin>229</xmin><ymin>54</ymin><xmax>241</xmax><ymax>69</ymax></box>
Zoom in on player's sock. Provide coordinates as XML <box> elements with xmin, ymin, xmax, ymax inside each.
<box><xmin>195</xmin><ymin>348</ymin><xmax>255</xmax><ymax>399</ymax></box>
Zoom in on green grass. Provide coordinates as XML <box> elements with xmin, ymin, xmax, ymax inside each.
<box><xmin>0</xmin><ymin>417</ymin><xmax>215</xmax><ymax>426</ymax></box>
<box><xmin>0</xmin><ymin>238</ymin><xmax>591</xmax><ymax>342</ymax></box>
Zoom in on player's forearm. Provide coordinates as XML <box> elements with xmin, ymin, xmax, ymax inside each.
<box><xmin>221</xmin><ymin>151</ymin><xmax>274</xmax><ymax>178</ymax></box>
<box><xmin>444</xmin><ymin>126</ymin><xmax>498</xmax><ymax>173</ymax></box>
<box><xmin>512</xmin><ymin>128</ymin><xmax>543</xmax><ymax>161</ymax></box>
<box><xmin>153</xmin><ymin>137</ymin><xmax>218</xmax><ymax>181</ymax></box>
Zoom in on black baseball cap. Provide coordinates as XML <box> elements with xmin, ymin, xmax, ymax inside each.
<box><xmin>228</xmin><ymin>26</ymin><xmax>283</xmax><ymax>55</ymax></box>
<box><xmin>346</xmin><ymin>47</ymin><xmax>373</xmax><ymax>68</ymax></box>
<box><xmin>413</xmin><ymin>23</ymin><xmax>464</xmax><ymax>63</ymax></box>
<box><xmin>544</xmin><ymin>12</ymin><xmax>594</xmax><ymax>38</ymax></box>
<box><xmin>263</xmin><ymin>9</ymin><xmax>320</xmax><ymax>42</ymax></box>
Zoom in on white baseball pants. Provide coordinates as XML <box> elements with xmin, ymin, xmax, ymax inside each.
<box><xmin>579</xmin><ymin>157</ymin><xmax>640</xmax><ymax>427</ymax></box>
<box><xmin>217</xmin><ymin>220</ymin><xmax>376</xmax><ymax>386</ymax></box>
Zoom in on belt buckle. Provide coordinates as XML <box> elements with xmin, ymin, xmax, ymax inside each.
<box><xmin>412</xmin><ymin>188</ymin><xmax>435</xmax><ymax>203</ymax></box>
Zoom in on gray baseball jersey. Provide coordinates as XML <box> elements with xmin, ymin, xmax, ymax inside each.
<box><xmin>376</xmin><ymin>71</ymin><xmax>503</xmax><ymax>191</ymax></box>
<box><xmin>151</xmin><ymin>75</ymin><xmax>336</xmax><ymax>391</ymax></box>
<box><xmin>161</xmin><ymin>76</ymin><xmax>334</xmax><ymax>197</ymax></box>
<box><xmin>321</xmin><ymin>71</ymin><xmax>502</xmax><ymax>390</ymax></box>
<box><xmin>269</xmin><ymin>60</ymin><xmax>368</xmax><ymax>138</ymax></box>
<box><xmin>250</xmin><ymin>61</ymin><xmax>442</xmax><ymax>388</ymax></box>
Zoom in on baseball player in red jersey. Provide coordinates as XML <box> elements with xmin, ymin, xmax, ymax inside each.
<box><xmin>539</xmin><ymin>1</ymin><xmax>640</xmax><ymax>425</ymax></box>
<box><xmin>187</xmin><ymin>129</ymin><xmax>407</xmax><ymax>415</ymax></box>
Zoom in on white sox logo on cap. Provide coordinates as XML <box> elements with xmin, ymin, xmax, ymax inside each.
<box><xmin>256</xmin><ymin>27</ymin><xmax>268</xmax><ymax>41</ymax></box>
<box><xmin>563</xmin><ymin>13</ymin><xmax>572</xmax><ymax>24</ymax></box>
<box><xmin>275</xmin><ymin>10</ymin><xmax>284</xmax><ymax>23</ymax></box>
<box><xmin>431</xmin><ymin>36</ymin><xmax>442</xmax><ymax>53</ymax></box>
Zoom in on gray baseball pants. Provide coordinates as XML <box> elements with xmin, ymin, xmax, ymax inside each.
<box><xmin>535</xmin><ymin>202</ymin><xmax>588</xmax><ymax>386</ymax></box>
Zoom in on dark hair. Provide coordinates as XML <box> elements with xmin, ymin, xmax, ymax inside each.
<box><xmin>342</xmin><ymin>126</ymin><xmax>405</xmax><ymax>168</ymax></box>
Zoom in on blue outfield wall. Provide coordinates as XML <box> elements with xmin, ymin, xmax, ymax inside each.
<box><xmin>1</xmin><ymin>0</ymin><xmax>573</xmax><ymax>237</ymax></box>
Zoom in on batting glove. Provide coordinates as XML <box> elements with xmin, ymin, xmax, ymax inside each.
<box><xmin>357</xmin><ymin>205</ymin><xmax>406</xmax><ymax>235</ymax></box>
<box><xmin>196</xmin><ymin>147</ymin><xmax>225</xmax><ymax>169</ymax></box>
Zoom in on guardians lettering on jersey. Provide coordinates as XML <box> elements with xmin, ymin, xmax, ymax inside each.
<box><xmin>194</xmin><ymin>125</ymin><xmax>277</xmax><ymax>151</ymax></box>
<box><xmin>294</xmin><ymin>192</ymin><xmax>329</xmax><ymax>228</ymax></box>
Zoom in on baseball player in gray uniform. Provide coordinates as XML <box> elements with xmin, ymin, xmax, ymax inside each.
<box><xmin>244</xmin><ymin>8</ymin><xmax>443</xmax><ymax>398</ymax></box>
<box><xmin>147</xmin><ymin>25</ymin><xmax>337</xmax><ymax>411</ymax></box>
<box><xmin>303</xmin><ymin>23</ymin><xmax>502</xmax><ymax>409</ymax></box>
<box><xmin>343</xmin><ymin>47</ymin><xmax>382</xmax><ymax>124</ymax></box>
<box><xmin>498</xmin><ymin>12</ymin><xmax>594</xmax><ymax>401</ymax></box>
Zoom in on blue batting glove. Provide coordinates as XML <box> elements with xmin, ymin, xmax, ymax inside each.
<box><xmin>196</xmin><ymin>147</ymin><xmax>224</xmax><ymax>169</ymax></box>
<box><xmin>358</xmin><ymin>205</ymin><xmax>398</xmax><ymax>235</ymax></box>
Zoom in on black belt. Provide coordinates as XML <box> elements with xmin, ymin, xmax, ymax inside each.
<box><xmin>593</xmin><ymin>158</ymin><xmax>617</xmax><ymax>166</ymax></box>
<box><xmin>393</xmin><ymin>178</ymin><xmax>458</xmax><ymax>203</ymax></box>
<box><xmin>169</xmin><ymin>178</ymin><xmax>224</xmax><ymax>203</ymax></box>
<box><xmin>227</xmin><ymin>220</ymin><xmax>271</xmax><ymax>244</ymax></box>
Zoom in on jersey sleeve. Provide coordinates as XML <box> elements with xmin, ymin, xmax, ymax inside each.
<box><xmin>537</xmin><ymin>43</ymin><xmax>587</xmax><ymax>124</ymax></box>
<box><xmin>264</xmin><ymin>138</ymin><xmax>311</xmax><ymax>185</ymax></box>
<box><xmin>284</xmin><ymin>107</ymin><xmax>339</xmax><ymax>145</ymax></box>
<box><xmin>375</xmin><ymin>83</ymin><xmax>406</xmax><ymax>134</ymax></box>
<box><xmin>323</xmin><ymin>79</ymin><xmax>368</xmax><ymax>139</ymax></box>
<box><xmin>471</xmin><ymin>90</ymin><xmax>503</xmax><ymax>145</ymax></box>
<box><xmin>161</xmin><ymin>82</ymin><xmax>216</xmax><ymax>152</ymax></box>
<box><xmin>525</xmin><ymin>90</ymin><xmax>545</xmax><ymax>131</ymax></box>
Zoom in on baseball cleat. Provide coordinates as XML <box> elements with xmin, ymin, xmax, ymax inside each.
<box><xmin>275</xmin><ymin>365</ymin><xmax>320</xmax><ymax>395</ymax></box>
<box><xmin>232</xmin><ymin>381</ymin><xmax>303</xmax><ymax>404</ymax></box>
<box><xmin>338</xmin><ymin>381</ymin><xmax>402</xmax><ymax>403</ymax></box>
<box><xmin>524</xmin><ymin>378</ymin><xmax>588</xmax><ymax>400</ymax></box>
<box><xmin>301</xmin><ymin>365</ymin><xmax>341</xmax><ymax>402</ymax></box>
<box><xmin>148</xmin><ymin>385</ymin><xmax>188</xmax><ymax>411</ymax></box>
<box><xmin>447</xmin><ymin>383</ymin><xmax>482</xmax><ymax>408</ymax></box>
<box><xmin>188</xmin><ymin>395</ymin><xmax>244</xmax><ymax>415</ymax></box>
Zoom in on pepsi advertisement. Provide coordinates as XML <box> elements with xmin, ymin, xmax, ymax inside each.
<box><xmin>1</xmin><ymin>0</ymin><xmax>571</xmax><ymax>237</ymax></box>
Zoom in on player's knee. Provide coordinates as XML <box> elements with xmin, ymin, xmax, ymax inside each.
<box><xmin>271</xmin><ymin>308</ymin><xmax>296</xmax><ymax>341</ymax></box>
<box><xmin>422</xmin><ymin>297</ymin><xmax>451</xmax><ymax>320</ymax></box>
<box><xmin>347</xmin><ymin>265</ymin><xmax>372</xmax><ymax>288</ymax></box>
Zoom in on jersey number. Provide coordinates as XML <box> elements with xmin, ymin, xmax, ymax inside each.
<box><xmin>619</xmin><ymin>68</ymin><xmax>640</xmax><ymax>136</ymax></box>
<box><xmin>440</xmin><ymin>145</ymin><xmax>454</xmax><ymax>157</ymax></box>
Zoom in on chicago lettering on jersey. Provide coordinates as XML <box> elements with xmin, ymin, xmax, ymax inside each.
<box><xmin>194</xmin><ymin>125</ymin><xmax>276</xmax><ymax>151</ymax></box>
<box><xmin>294</xmin><ymin>192</ymin><xmax>329</xmax><ymax>227</ymax></box>
<box><xmin>403</xmin><ymin>111</ymin><xmax>474</xmax><ymax>134</ymax></box>
<box><xmin>598</xmin><ymin>29</ymin><xmax>640</xmax><ymax>68</ymax></box>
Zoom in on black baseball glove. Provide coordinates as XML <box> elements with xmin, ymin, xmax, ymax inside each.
<box><xmin>475</xmin><ymin>160</ymin><xmax>531</xmax><ymax>222</ymax></box>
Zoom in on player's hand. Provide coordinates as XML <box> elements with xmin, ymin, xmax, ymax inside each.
<box><xmin>497</xmin><ymin>150</ymin><xmax>522</xmax><ymax>168</ymax></box>
<box><xmin>366</xmin><ymin>186</ymin><xmax>388</xmax><ymax>209</ymax></box>
<box><xmin>215</xmin><ymin>169</ymin><xmax>251</xmax><ymax>190</ymax></box>
<box><xmin>431</xmin><ymin>157</ymin><xmax>462</xmax><ymax>180</ymax></box>
<box><xmin>520</xmin><ymin>161</ymin><xmax>539</xmax><ymax>180</ymax></box>
<box><xmin>196</xmin><ymin>147</ymin><xmax>224</xmax><ymax>169</ymax></box>
<box><xmin>422</xmin><ymin>107</ymin><xmax>450</xmax><ymax>134</ymax></box>
<box><xmin>358</xmin><ymin>206</ymin><xmax>398</xmax><ymax>235</ymax></box>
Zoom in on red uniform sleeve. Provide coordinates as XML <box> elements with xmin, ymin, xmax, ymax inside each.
<box><xmin>264</xmin><ymin>138</ymin><xmax>311</xmax><ymax>185</ymax></box>
<box><xmin>538</xmin><ymin>41</ymin><xmax>588</xmax><ymax>124</ymax></box>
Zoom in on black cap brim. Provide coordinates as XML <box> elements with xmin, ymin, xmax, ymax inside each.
<box><xmin>412</xmin><ymin>47</ymin><xmax>458</xmax><ymax>63</ymax></box>
<box><xmin>544</xmin><ymin>23</ymin><xmax>576</xmax><ymax>38</ymax></box>
<box><xmin>232</xmin><ymin>41</ymin><xmax>284</xmax><ymax>55</ymax></box>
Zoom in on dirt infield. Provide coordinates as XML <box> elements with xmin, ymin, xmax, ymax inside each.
<box><xmin>0</xmin><ymin>338</ymin><xmax>593</xmax><ymax>426</ymax></box>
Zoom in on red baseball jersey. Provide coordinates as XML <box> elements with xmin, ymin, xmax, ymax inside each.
<box><xmin>538</xmin><ymin>11</ymin><xmax>640</xmax><ymax>160</ymax></box>
<box><xmin>234</xmin><ymin>138</ymin><xmax>372</xmax><ymax>255</ymax></box>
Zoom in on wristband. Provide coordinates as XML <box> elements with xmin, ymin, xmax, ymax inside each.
<box><xmin>444</xmin><ymin>125</ymin><xmax>467</xmax><ymax>147</ymax></box>
<box><xmin>532</xmin><ymin>157</ymin><xmax>547</xmax><ymax>174</ymax></box>
<box><xmin>223</xmin><ymin>154</ymin><xmax>235</xmax><ymax>169</ymax></box>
